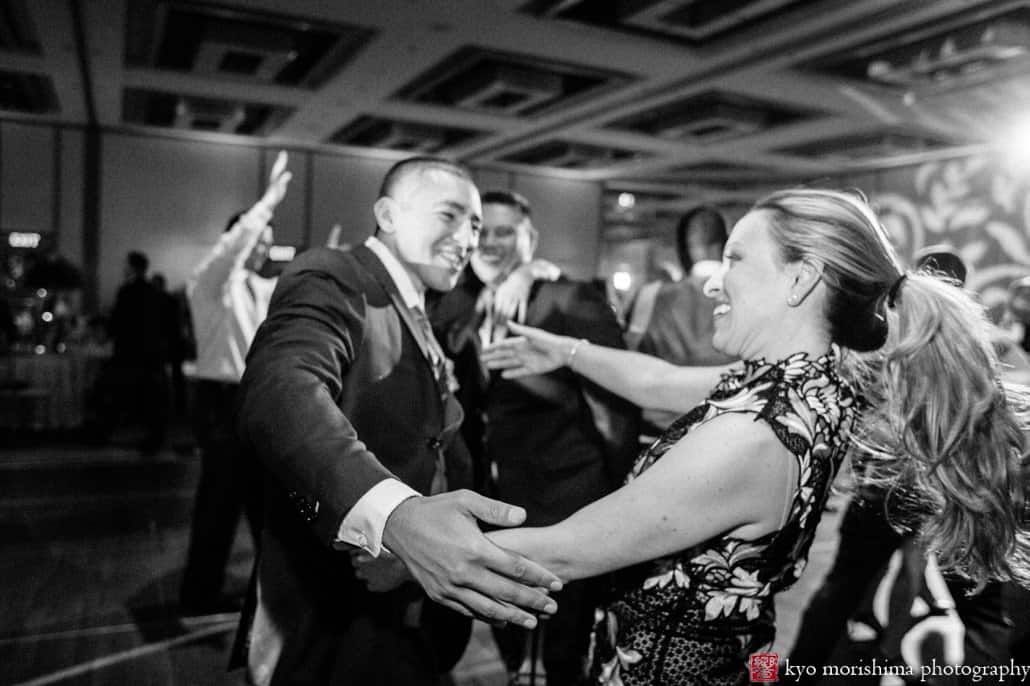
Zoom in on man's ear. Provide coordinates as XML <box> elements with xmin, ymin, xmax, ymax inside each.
<box><xmin>790</xmin><ymin>258</ymin><xmax>823</xmax><ymax>304</ymax></box>
<box><xmin>373</xmin><ymin>197</ymin><xmax>394</xmax><ymax>234</ymax></box>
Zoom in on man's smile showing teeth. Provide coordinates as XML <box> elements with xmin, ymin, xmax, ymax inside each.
<box><xmin>439</xmin><ymin>250</ymin><xmax>465</xmax><ymax>270</ymax></box>
<box><xmin>713</xmin><ymin>303</ymin><xmax>731</xmax><ymax>317</ymax></box>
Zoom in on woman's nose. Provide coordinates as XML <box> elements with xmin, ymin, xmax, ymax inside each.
<box><xmin>703</xmin><ymin>270</ymin><xmax>722</xmax><ymax>298</ymax></box>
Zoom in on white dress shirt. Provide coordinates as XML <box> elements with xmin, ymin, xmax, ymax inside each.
<box><xmin>187</xmin><ymin>205</ymin><xmax>277</xmax><ymax>383</ymax></box>
<box><xmin>334</xmin><ymin>236</ymin><xmax>425</xmax><ymax>555</ymax></box>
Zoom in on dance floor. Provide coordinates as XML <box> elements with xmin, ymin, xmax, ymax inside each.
<box><xmin>0</xmin><ymin>421</ymin><xmax>843</xmax><ymax>686</ymax></box>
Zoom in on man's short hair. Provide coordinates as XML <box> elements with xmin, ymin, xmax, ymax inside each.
<box><xmin>127</xmin><ymin>250</ymin><xmax>149</xmax><ymax>275</ymax></box>
<box><xmin>480</xmin><ymin>190</ymin><xmax>532</xmax><ymax>218</ymax></box>
<box><xmin>377</xmin><ymin>156</ymin><xmax>473</xmax><ymax>199</ymax></box>
<box><xmin>676</xmin><ymin>205</ymin><xmax>727</xmax><ymax>272</ymax></box>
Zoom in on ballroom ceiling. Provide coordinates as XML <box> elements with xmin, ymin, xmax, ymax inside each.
<box><xmin>2</xmin><ymin>0</ymin><xmax>1029</xmax><ymax>210</ymax></box>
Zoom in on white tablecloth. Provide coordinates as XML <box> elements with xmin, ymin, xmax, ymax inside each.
<box><xmin>3</xmin><ymin>351</ymin><xmax>106</xmax><ymax>429</ymax></box>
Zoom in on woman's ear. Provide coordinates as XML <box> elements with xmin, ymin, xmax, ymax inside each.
<box><xmin>373</xmin><ymin>197</ymin><xmax>394</xmax><ymax>234</ymax></box>
<box><xmin>789</xmin><ymin>259</ymin><xmax>823</xmax><ymax>305</ymax></box>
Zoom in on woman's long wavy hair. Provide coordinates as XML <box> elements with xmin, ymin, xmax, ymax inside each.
<box><xmin>754</xmin><ymin>188</ymin><xmax>1030</xmax><ymax>588</ymax></box>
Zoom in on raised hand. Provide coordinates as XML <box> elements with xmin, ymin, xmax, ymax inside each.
<box><xmin>381</xmin><ymin>489</ymin><xmax>562</xmax><ymax>629</ymax></box>
<box><xmin>492</xmin><ymin>267</ymin><xmax>533</xmax><ymax>322</ymax></box>
<box><xmin>493</xmin><ymin>259</ymin><xmax>561</xmax><ymax>323</ymax></box>
<box><xmin>258</xmin><ymin>150</ymin><xmax>292</xmax><ymax>210</ymax></box>
<box><xmin>481</xmin><ymin>321</ymin><xmax>575</xmax><ymax>378</ymax></box>
<box><xmin>350</xmin><ymin>548</ymin><xmax>412</xmax><ymax>593</ymax></box>
<box><xmin>326</xmin><ymin>224</ymin><xmax>343</xmax><ymax>250</ymax></box>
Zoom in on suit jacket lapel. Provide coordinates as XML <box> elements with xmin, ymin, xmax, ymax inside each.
<box><xmin>353</xmin><ymin>245</ymin><xmax>464</xmax><ymax>483</ymax></box>
<box><xmin>352</xmin><ymin>245</ymin><xmax>439</xmax><ymax>383</ymax></box>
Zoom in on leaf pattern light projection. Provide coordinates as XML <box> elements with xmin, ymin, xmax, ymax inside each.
<box><xmin>870</xmin><ymin>153</ymin><xmax>1030</xmax><ymax>317</ymax></box>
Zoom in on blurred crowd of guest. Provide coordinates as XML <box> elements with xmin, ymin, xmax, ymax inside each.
<box><xmin>1</xmin><ymin>244</ymin><xmax>194</xmax><ymax>450</ymax></box>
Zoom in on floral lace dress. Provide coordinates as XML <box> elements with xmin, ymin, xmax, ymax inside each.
<box><xmin>589</xmin><ymin>351</ymin><xmax>860</xmax><ymax>686</ymax></box>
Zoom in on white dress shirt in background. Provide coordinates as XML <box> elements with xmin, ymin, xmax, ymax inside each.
<box><xmin>188</xmin><ymin>205</ymin><xmax>277</xmax><ymax>384</ymax></box>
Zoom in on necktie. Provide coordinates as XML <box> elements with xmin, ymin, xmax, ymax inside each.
<box><xmin>411</xmin><ymin>306</ymin><xmax>452</xmax><ymax>496</ymax></box>
<box><xmin>410</xmin><ymin>306</ymin><xmax>449</xmax><ymax>390</ymax></box>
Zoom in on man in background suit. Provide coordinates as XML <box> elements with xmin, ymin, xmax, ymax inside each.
<box><xmin>625</xmin><ymin>205</ymin><xmax>735</xmax><ymax>435</ymax></box>
<box><xmin>233</xmin><ymin>158</ymin><xmax>562</xmax><ymax>685</ymax></box>
<box><xmin>432</xmin><ymin>191</ymin><xmax>640</xmax><ymax>685</ymax></box>
<box><xmin>93</xmin><ymin>250</ymin><xmax>169</xmax><ymax>454</ymax></box>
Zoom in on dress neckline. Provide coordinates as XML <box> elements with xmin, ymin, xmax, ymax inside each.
<box><xmin>738</xmin><ymin>348</ymin><xmax>838</xmax><ymax>376</ymax></box>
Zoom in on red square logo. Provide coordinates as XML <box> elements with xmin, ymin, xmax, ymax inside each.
<box><xmin>750</xmin><ymin>652</ymin><xmax>779</xmax><ymax>682</ymax></box>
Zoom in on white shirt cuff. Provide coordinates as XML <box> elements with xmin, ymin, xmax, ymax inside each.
<box><xmin>335</xmin><ymin>478</ymin><xmax>420</xmax><ymax>556</ymax></box>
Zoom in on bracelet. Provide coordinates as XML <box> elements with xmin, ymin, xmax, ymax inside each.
<box><xmin>566</xmin><ymin>338</ymin><xmax>589</xmax><ymax>368</ymax></box>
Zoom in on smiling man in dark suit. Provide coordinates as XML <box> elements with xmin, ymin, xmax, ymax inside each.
<box><xmin>233</xmin><ymin>158</ymin><xmax>561</xmax><ymax>686</ymax></box>
<box><xmin>432</xmin><ymin>190</ymin><xmax>640</xmax><ymax>685</ymax></box>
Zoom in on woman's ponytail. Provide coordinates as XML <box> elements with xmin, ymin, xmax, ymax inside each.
<box><xmin>860</xmin><ymin>273</ymin><xmax>1030</xmax><ymax>588</ymax></box>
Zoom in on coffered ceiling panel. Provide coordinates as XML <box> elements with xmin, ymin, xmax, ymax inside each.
<box><xmin>329</xmin><ymin>115</ymin><xmax>486</xmax><ymax>154</ymax></box>
<box><xmin>521</xmin><ymin>0</ymin><xmax>822</xmax><ymax>46</ymax></box>
<box><xmin>806</xmin><ymin>2</ymin><xmax>1030</xmax><ymax>96</ymax></box>
<box><xmin>606</xmin><ymin>90</ymin><xmax>814</xmax><ymax>143</ymax></box>
<box><xmin>0</xmin><ymin>0</ymin><xmax>1019</xmax><ymax>203</ymax></box>
<box><xmin>0</xmin><ymin>0</ymin><xmax>41</xmax><ymax>54</ymax></box>
<box><xmin>499</xmin><ymin>139</ymin><xmax>649</xmax><ymax>169</ymax></box>
<box><xmin>775</xmin><ymin>129</ymin><xmax>955</xmax><ymax>163</ymax></box>
<box><xmin>124</xmin><ymin>0</ymin><xmax>374</xmax><ymax>88</ymax></box>
<box><xmin>393</xmin><ymin>46</ymin><xmax>634</xmax><ymax>119</ymax></box>
<box><xmin>0</xmin><ymin>70</ymin><xmax>58</xmax><ymax>114</ymax></box>
<box><xmin>122</xmin><ymin>86</ymin><xmax>293</xmax><ymax>135</ymax></box>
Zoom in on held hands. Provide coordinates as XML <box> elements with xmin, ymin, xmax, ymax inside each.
<box><xmin>381</xmin><ymin>489</ymin><xmax>562</xmax><ymax>629</ymax></box>
<box><xmin>481</xmin><ymin>321</ymin><xmax>575</xmax><ymax>378</ymax></box>
<box><xmin>350</xmin><ymin>548</ymin><xmax>412</xmax><ymax>593</ymax></box>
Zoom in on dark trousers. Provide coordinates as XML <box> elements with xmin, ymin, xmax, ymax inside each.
<box><xmin>180</xmin><ymin>379</ymin><xmax>262</xmax><ymax>608</ymax></box>
<box><xmin>492</xmin><ymin>578</ymin><xmax>596</xmax><ymax>686</ymax></box>
<box><xmin>789</xmin><ymin>492</ymin><xmax>1012</xmax><ymax>685</ymax></box>
<box><xmin>168</xmin><ymin>359</ymin><xmax>187</xmax><ymax>416</ymax></box>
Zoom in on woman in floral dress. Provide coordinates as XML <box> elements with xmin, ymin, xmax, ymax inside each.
<box><xmin>483</xmin><ymin>189</ymin><xmax>1030</xmax><ymax>685</ymax></box>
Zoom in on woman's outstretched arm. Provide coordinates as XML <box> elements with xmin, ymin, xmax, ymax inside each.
<box><xmin>482</xmin><ymin>321</ymin><xmax>732</xmax><ymax>412</ymax></box>
<box><xmin>487</xmin><ymin>412</ymin><xmax>795</xmax><ymax>581</ymax></box>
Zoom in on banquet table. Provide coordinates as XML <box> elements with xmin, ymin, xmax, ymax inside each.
<box><xmin>1</xmin><ymin>347</ymin><xmax>108</xmax><ymax>431</ymax></box>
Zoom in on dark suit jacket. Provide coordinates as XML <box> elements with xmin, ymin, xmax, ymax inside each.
<box><xmin>110</xmin><ymin>277</ymin><xmax>167</xmax><ymax>366</ymax></box>
<box><xmin>234</xmin><ymin>245</ymin><xmax>471</xmax><ymax>685</ymax></box>
<box><xmin>432</xmin><ymin>269</ymin><xmax>640</xmax><ymax>527</ymax></box>
<box><xmin>637</xmin><ymin>277</ymin><xmax>735</xmax><ymax>368</ymax></box>
<box><xmin>636</xmin><ymin>277</ymin><xmax>736</xmax><ymax>433</ymax></box>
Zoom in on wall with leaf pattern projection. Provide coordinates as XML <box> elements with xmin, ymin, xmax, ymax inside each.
<box><xmin>838</xmin><ymin>153</ymin><xmax>1030</xmax><ymax>317</ymax></box>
